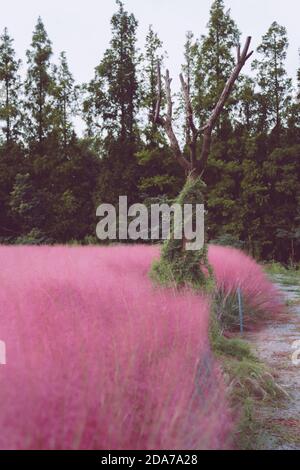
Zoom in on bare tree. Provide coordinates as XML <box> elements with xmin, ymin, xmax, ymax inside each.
<box><xmin>155</xmin><ymin>37</ymin><xmax>253</xmax><ymax>179</ymax></box>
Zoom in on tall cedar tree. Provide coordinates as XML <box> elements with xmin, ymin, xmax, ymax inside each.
<box><xmin>192</xmin><ymin>1</ymin><xmax>242</xmax><ymax>241</ymax></box>
<box><xmin>84</xmin><ymin>0</ymin><xmax>139</xmax><ymax>143</ymax></box>
<box><xmin>0</xmin><ymin>28</ymin><xmax>22</xmax><ymax>143</ymax></box>
<box><xmin>253</xmin><ymin>22</ymin><xmax>292</xmax><ymax>143</ymax></box>
<box><xmin>0</xmin><ymin>29</ymin><xmax>23</xmax><ymax>241</ymax></box>
<box><xmin>84</xmin><ymin>1</ymin><xmax>140</xmax><ymax>207</ymax></box>
<box><xmin>142</xmin><ymin>25</ymin><xmax>164</xmax><ymax>145</ymax></box>
<box><xmin>25</xmin><ymin>17</ymin><xmax>55</xmax><ymax>148</ymax></box>
<box><xmin>53</xmin><ymin>51</ymin><xmax>77</xmax><ymax>151</ymax></box>
<box><xmin>194</xmin><ymin>0</ymin><xmax>240</xmax><ymax>125</ymax></box>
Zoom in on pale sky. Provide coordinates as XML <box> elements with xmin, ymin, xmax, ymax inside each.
<box><xmin>1</xmin><ymin>0</ymin><xmax>299</xmax><ymax>93</ymax></box>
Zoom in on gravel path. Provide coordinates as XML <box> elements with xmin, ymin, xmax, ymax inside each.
<box><xmin>245</xmin><ymin>275</ymin><xmax>300</xmax><ymax>450</ymax></box>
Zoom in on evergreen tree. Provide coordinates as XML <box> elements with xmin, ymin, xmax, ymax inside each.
<box><xmin>262</xmin><ymin>145</ymin><xmax>300</xmax><ymax>262</ymax></box>
<box><xmin>0</xmin><ymin>28</ymin><xmax>22</xmax><ymax>143</ymax></box>
<box><xmin>253</xmin><ymin>22</ymin><xmax>292</xmax><ymax>142</ymax></box>
<box><xmin>0</xmin><ymin>29</ymin><xmax>24</xmax><ymax>241</ymax></box>
<box><xmin>0</xmin><ymin>144</ymin><xmax>24</xmax><ymax>241</ymax></box>
<box><xmin>0</xmin><ymin>4</ymin><xmax>298</xmax><ymax>262</ymax></box>
<box><xmin>84</xmin><ymin>0</ymin><xmax>139</xmax><ymax>143</ymax></box>
<box><xmin>182</xmin><ymin>31</ymin><xmax>195</xmax><ymax>92</ymax></box>
<box><xmin>53</xmin><ymin>52</ymin><xmax>77</xmax><ymax>150</ymax></box>
<box><xmin>25</xmin><ymin>17</ymin><xmax>55</xmax><ymax>147</ymax></box>
<box><xmin>235</xmin><ymin>77</ymin><xmax>258</xmax><ymax>133</ymax></box>
<box><xmin>9</xmin><ymin>173</ymin><xmax>39</xmax><ymax>232</ymax></box>
<box><xmin>142</xmin><ymin>25</ymin><xmax>164</xmax><ymax>145</ymax></box>
<box><xmin>193</xmin><ymin>0</ymin><xmax>240</xmax><ymax>123</ymax></box>
<box><xmin>84</xmin><ymin>1</ymin><xmax>141</xmax><ymax>207</ymax></box>
<box><xmin>239</xmin><ymin>139</ymin><xmax>269</xmax><ymax>257</ymax></box>
<box><xmin>189</xmin><ymin>1</ymin><xmax>241</xmax><ymax>243</ymax></box>
<box><xmin>50</xmin><ymin>140</ymin><xmax>101</xmax><ymax>242</ymax></box>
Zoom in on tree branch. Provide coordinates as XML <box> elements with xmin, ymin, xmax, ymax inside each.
<box><xmin>197</xmin><ymin>36</ymin><xmax>253</xmax><ymax>173</ymax></box>
<box><xmin>154</xmin><ymin>62</ymin><xmax>163</xmax><ymax>126</ymax></box>
<box><xmin>154</xmin><ymin>65</ymin><xmax>191</xmax><ymax>172</ymax></box>
<box><xmin>154</xmin><ymin>37</ymin><xmax>253</xmax><ymax>178</ymax></box>
<box><xmin>179</xmin><ymin>73</ymin><xmax>198</xmax><ymax>168</ymax></box>
<box><xmin>179</xmin><ymin>73</ymin><xmax>198</xmax><ymax>137</ymax></box>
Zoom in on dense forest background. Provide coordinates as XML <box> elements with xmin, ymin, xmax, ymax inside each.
<box><xmin>0</xmin><ymin>0</ymin><xmax>299</xmax><ymax>263</ymax></box>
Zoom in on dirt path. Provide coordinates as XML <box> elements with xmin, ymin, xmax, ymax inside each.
<box><xmin>245</xmin><ymin>275</ymin><xmax>300</xmax><ymax>450</ymax></box>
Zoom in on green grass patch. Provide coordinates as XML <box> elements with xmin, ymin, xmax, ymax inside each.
<box><xmin>264</xmin><ymin>263</ymin><xmax>300</xmax><ymax>287</ymax></box>
<box><xmin>210</xmin><ymin>304</ymin><xmax>286</xmax><ymax>449</ymax></box>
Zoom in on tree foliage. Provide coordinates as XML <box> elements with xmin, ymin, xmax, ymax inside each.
<box><xmin>0</xmin><ymin>1</ymin><xmax>299</xmax><ymax>264</ymax></box>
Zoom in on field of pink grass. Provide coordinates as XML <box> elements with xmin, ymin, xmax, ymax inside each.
<box><xmin>0</xmin><ymin>245</ymin><xmax>233</xmax><ymax>450</ymax></box>
<box><xmin>207</xmin><ymin>245</ymin><xmax>284</xmax><ymax>317</ymax></box>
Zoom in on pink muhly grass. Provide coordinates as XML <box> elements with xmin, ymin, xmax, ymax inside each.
<box><xmin>0</xmin><ymin>245</ymin><xmax>232</xmax><ymax>450</ymax></box>
<box><xmin>207</xmin><ymin>245</ymin><xmax>284</xmax><ymax>317</ymax></box>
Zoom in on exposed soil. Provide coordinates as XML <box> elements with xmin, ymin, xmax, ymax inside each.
<box><xmin>245</xmin><ymin>275</ymin><xmax>300</xmax><ymax>449</ymax></box>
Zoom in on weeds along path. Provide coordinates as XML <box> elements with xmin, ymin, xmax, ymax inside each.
<box><xmin>245</xmin><ymin>274</ymin><xmax>300</xmax><ymax>449</ymax></box>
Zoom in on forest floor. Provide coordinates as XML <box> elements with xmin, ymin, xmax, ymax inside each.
<box><xmin>245</xmin><ymin>272</ymin><xmax>300</xmax><ymax>449</ymax></box>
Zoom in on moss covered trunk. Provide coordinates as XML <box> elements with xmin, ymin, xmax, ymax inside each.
<box><xmin>151</xmin><ymin>175</ymin><xmax>213</xmax><ymax>291</ymax></box>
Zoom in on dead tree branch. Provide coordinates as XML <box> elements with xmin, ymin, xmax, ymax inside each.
<box><xmin>197</xmin><ymin>37</ymin><xmax>253</xmax><ymax>173</ymax></box>
<box><xmin>179</xmin><ymin>73</ymin><xmax>198</xmax><ymax>169</ymax></box>
<box><xmin>154</xmin><ymin>65</ymin><xmax>191</xmax><ymax>172</ymax></box>
<box><xmin>155</xmin><ymin>37</ymin><xmax>253</xmax><ymax>178</ymax></box>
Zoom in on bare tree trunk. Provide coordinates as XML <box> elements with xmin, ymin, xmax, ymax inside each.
<box><xmin>151</xmin><ymin>38</ymin><xmax>253</xmax><ymax>289</ymax></box>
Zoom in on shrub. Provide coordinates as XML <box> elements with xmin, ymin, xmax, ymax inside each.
<box><xmin>14</xmin><ymin>228</ymin><xmax>52</xmax><ymax>245</ymax></box>
<box><xmin>210</xmin><ymin>234</ymin><xmax>245</xmax><ymax>250</ymax></box>
<box><xmin>208</xmin><ymin>245</ymin><xmax>284</xmax><ymax>321</ymax></box>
